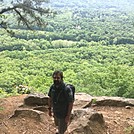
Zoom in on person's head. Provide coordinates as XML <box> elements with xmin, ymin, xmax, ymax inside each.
<box><xmin>52</xmin><ymin>70</ymin><xmax>63</xmax><ymax>85</ymax></box>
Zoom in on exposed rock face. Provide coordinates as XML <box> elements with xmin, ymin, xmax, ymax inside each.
<box><xmin>68</xmin><ymin>109</ymin><xmax>107</xmax><ymax>134</ymax></box>
<box><xmin>74</xmin><ymin>93</ymin><xmax>93</xmax><ymax>109</ymax></box>
<box><xmin>10</xmin><ymin>108</ymin><xmax>46</xmax><ymax>122</ymax></box>
<box><xmin>24</xmin><ymin>93</ymin><xmax>134</xmax><ymax>107</ymax></box>
<box><xmin>93</xmin><ymin>96</ymin><xmax>134</xmax><ymax>107</ymax></box>
<box><xmin>10</xmin><ymin>93</ymin><xmax>134</xmax><ymax>134</ymax></box>
<box><xmin>24</xmin><ymin>93</ymin><xmax>49</xmax><ymax>106</ymax></box>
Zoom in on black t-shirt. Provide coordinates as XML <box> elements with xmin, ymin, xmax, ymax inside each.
<box><xmin>48</xmin><ymin>82</ymin><xmax>73</xmax><ymax>118</ymax></box>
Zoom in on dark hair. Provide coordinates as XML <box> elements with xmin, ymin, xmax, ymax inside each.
<box><xmin>52</xmin><ymin>70</ymin><xmax>63</xmax><ymax>80</ymax></box>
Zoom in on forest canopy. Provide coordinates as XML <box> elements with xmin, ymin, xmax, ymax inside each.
<box><xmin>0</xmin><ymin>0</ymin><xmax>134</xmax><ymax>98</ymax></box>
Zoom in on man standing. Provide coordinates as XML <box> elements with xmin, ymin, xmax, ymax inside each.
<box><xmin>48</xmin><ymin>70</ymin><xmax>74</xmax><ymax>134</ymax></box>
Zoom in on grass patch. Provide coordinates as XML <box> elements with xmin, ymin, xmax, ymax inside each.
<box><xmin>0</xmin><ymin>106</ymin><xmax>4</xmax><ymax>111</ymax></box>
<box><xmin>92</xmin><ymin>98</ymin><xmax>97</xmax><ymax>104</ymax></box>
<box><xmin>124</xmin><ymin>126</ymin><xmax>134</xmax><ymax>134</ymax></box>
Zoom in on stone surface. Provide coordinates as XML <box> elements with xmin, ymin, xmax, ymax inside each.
<box><xmin>10</xmin><ymin>108</ymin><xmax>46</xmax><ymax>122</ymax></box>
<box><xmin>74</xmin><ymin>93</ymin><xmax>93</xmax><ymax>109</ymax></box>
<box><xmin>2</xmin><ymin>93</ymin><xmax>133</xmax><ymax>134</ymax></box>
<box><xmin>93</xmin><ymin>96</ymin><xmax>134</xmax><ymax>107</ymax></box>
<box><xmin>68</xmin><ymin>109</ymin><xmax>107</xmax><ymax>134</ymax></box>
<box><xmin>24</xmin><ymin>93</ymin><xmax>49</xmax><ymax>106</ymax></box>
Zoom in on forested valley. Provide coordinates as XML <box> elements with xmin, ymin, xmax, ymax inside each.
<box><xmin>0</xmin><ymin>0</ymin><xmax>134</xmax><ymax>98</ymax></box>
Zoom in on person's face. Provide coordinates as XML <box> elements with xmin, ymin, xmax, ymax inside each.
<box><xmin>53</xmin><ymin>74</ymin><xmax>62</xmax><ymax>86</ymax></box>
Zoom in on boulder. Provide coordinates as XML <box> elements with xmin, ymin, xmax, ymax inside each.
<box><xmin>33</xmin><ymin>106</ymin><xmax>48</xmax><ymax>112</ymax></box>
<box><xmin>68</xmin><ymin>109</ymin><xmax>107</xmax><ymax>134</ymax></box>
<box><xmin>24</xmin><ymin>93</ymin><xmax>49</xmax><ymax>106</ymax></box>
<box><xmin>74</xmin><ymin>93</ymin><xmax>93</xmax><ymax>109</ymax></box>
<box><xmin>10</xmin><ymin>108</ymin><xmax>46</xmax><ymax>122</ymax></box>
<box><xmin>93</xmin><ymin>96</ymin><xmax>134</xmax><ymax>107</ymax></box>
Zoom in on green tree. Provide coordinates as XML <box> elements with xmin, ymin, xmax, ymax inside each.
<box><xmin>0</xmin><ymin>0</ymin><xmax>55</xmax><ymax>32</ymax></box>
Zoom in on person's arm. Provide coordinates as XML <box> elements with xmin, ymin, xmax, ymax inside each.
<box><xmin>48</xmin><ymin>97</ymin><xmax>52</xmax><ymax>116</ymax></box>
<box><xmin>48</xmin><ymin>85</ymin><xmax>53</xmax><ymax>116</ymax></box>
<box><xmin>65</xmin><ymin>85</ymin><xmax>74</xmax><ymax>123</ymax></box>
<box><xmin>65</xmin><ymin>102</ymin><xmax>73</xmax><ymax>124</ymax></box>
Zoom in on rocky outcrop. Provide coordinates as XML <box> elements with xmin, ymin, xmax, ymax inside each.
<box><xmin>68</xmin><ymin>109</ymin><xmax>107</xmax><ymax>134</ymax></box>
<box><xmin>24</xmin><ymin>93</ymin><xmax>49</xmax><ymax>106</ymax></box>
<box><xmin>23</xmin><ymin>93</ymin><xmax>134</xmax><ymax>108</ymax></box>
<box><xmin>10</xmin><ymin>108</ymin><xmax>46</xmax><ymax>122</ymax></box>
<box><xmin>10</xmin><ymin>93</ymin><xmax>134</xmax><ymax>134</ymax></box>
<box><xmin>74</xmin><ymin>93</ymin><xmax>93</xmax><ymax>109</ymax></box>
<box><xmin>93</xmin><ymin>96</ymin><xmax>134</xmax><ymax>107</ymax></box>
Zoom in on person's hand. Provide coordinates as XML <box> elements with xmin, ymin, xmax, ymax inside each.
<box><xmin>65</xmin><ymin>115</ymin><xmax>70</xmax><ymax>124</ymax></box>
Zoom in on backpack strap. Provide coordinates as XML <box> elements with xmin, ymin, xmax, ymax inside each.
<box><xmin>64</xmin><ymin>83</ymin><xmax>75</xmax><ymax>102</ymax></box>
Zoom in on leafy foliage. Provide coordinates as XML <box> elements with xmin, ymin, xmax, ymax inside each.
<box><xmin>0</xmin><ymin>0</ymin><xmax>55</xmax><ymax>33</ymax></box>
<box><xmin>0</xmin><ymin>0</ymin><xmax>134</xmax><ymax>98</ymax></box>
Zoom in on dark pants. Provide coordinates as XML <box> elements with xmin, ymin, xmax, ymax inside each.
<box><xmin>54</xmin><ymin>116</ymin><xmax>67</xmax><ymax>134</ymax></box>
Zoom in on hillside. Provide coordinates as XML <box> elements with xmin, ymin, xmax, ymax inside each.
<box><xmin>0</xmin><ymin>0</ymin><xmax>134</xmax><ymax>98</ymax></box>
<box><xmin>0</xmin><ymin>95</ymin><xmax>134</xmax><ymax>134</ymax></box>
<box><xmin>47</xmin><ymin>0</ymin><xmax>134</xmax><ymax>10</ymax></box>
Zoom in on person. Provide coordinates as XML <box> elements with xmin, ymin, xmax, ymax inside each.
<box><xmin>48</xmin><ymin>70</ymin><xmax>74</xmax><ymax>134</ymax></box>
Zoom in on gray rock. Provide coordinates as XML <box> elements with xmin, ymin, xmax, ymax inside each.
<box><xmin>10</xmin><ymin>108</ymin><xmax>46</xmax><ymax>122</ymax></box>
<box><xmin>74</xmin><ymin>93</ymin><xmax>93</xmax><ymax>109</ymax></box>
<box><xmin>92</xmin><ymin>96</ymin><xmax>134</xmax><ymax>107</ymax></box>
<box><xmin>24</xmin><ymin>93</ymin><xmax>49</xmax><ymax>106</ymax></box>
<box><xmin>68</xmin><ymin>109</ymin><xmax>106</xmax><ymax>134</ymax></box>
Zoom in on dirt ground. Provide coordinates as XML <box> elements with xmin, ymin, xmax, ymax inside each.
<box><xmin>0</xmin><ymin>95</ymin><xmax>134</xmax><ymax>134</ymax></box>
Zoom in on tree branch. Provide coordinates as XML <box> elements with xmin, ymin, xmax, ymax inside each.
<box><xmin>0</xmin><ymin>3</ymin><xmax>50</xmax><ymax>15</ymax></box>
<box><xmin>0</xmin><ymin>6</ymin><xmax>16</xmax><ymax>14</ymax></box>
<box><xmin>14</xmin><ymin>8</ymin><xmax>32</xmax><ymax>30</ymax></box>
<box><xmin>0</xmin><ymin>1</ymin><xmax>54</xmax><ymax>32</ymax></box>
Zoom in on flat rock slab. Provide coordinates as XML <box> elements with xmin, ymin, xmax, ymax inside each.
<box><xmin>93</xmin><ymin>96</ymin><xmax>134</xmax><ymax>107</ymax></box>
<box><xmin>74</xmin><ymin>93</ymin><xmax>93</xmax><ymax>109</ymax></box>
<box><xmin>24</xmin><ymin>93</ymin><xmax>49</xmax><ymax>106</ymax></box>
<box><xmin>10</xmin><ymin>108</ymin><xmax>46</xmax><ymax>122</ymax></box>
